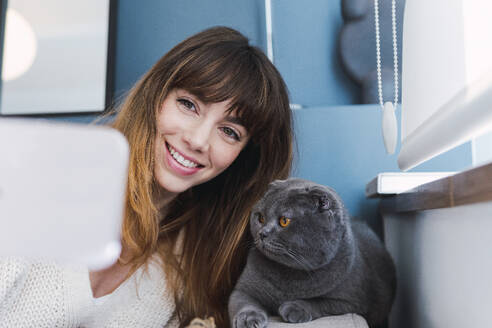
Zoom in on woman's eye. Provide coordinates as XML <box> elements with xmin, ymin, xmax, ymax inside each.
<box><xmin>221</xmin><ymin>127</ymin><xmax>240</xmax><ymax>141</ymax></box>
<box><xmin>177</xmin><ymin>98</ymin><xmax>196</xmax><ymax>112</ymax></box>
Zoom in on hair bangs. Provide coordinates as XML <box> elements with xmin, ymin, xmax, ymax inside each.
<box><xmin>170</xmin><ymin>45</ymin><xmax>277</xmax><ymax>139</ymax></box>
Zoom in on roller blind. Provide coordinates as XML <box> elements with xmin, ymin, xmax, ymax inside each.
<box><xmin>398</xmin><ymin>0</ymin><xmax>492</xmax><ymax>171</ymax></box>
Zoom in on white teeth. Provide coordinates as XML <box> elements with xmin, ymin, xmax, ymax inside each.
<box><xmin>167</xmin><ymin>144</ymin><xmax>198</xmax><ymax>168</ymax></box>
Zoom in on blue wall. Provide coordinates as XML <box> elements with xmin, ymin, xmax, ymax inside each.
<box><xmin>114</xmin><ymin>0</ymin><xmax>266</xmax><ymax>98</ymax></box>
<box><xmin>292</xmin><ymin>105</ymin><xmax>472</xmax><ymax>234</ymax></box>
<box><xmin>57</xmin><ymin>0</ymin><xmax>359</xmax><ymax>120</ymax></box>
<box><xmin>272</xmin><ymin>0</ymin><xmax>359</xmax><ymax>107</ymax></box>
<box><xmin>63</xmin><ymin>1</ymin><xmax>359</xmax><ymax>117</ymax></box>
<box><xmin>112</xmin><ymin>0</ymin><xmax>358</xmax><ymax>106</ymax></box>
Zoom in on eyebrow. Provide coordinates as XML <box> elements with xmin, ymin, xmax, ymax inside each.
<box><xmin>224</xmin><ymin>116</ymin><xmax>245</xmax><ymax>126</ymax></box>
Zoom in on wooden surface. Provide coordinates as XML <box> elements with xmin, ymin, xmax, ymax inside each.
<box><xmin>379</xmin><ymin>162</ymin><xmax>492</xmax><ymax>213</ymax></box>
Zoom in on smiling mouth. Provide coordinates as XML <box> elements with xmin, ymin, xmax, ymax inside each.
<box><xmin>166</xmin><ymin>143</ymin><xmax>203</xmax><ymax>169</ymax></box>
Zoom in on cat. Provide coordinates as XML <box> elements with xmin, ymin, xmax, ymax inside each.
<box><xmin>228</xmin><ymin>178</ymin><xmax>396</xmax><ymax>328</ymax></box>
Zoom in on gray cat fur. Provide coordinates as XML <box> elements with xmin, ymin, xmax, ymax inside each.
<box><xmin>228</xmin><ymin>178</ymin><xmax>396</xmax><ymax>328</ymax></box>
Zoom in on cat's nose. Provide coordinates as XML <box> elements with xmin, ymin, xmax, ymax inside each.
<box><xmin>259</xmin><ymin>230</ymin><xmax>268</xmax><ymax>240</ymax></box>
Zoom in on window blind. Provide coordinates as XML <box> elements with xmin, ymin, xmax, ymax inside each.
<box><xmin>398</xmin><ymin>0</ymin><xmax>492</xmax><ymax>171</ymax></box>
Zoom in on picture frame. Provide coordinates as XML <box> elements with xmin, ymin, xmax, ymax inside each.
<box><xmin>0</xmin><ymin>0</ymin><xmax>117</xmax><ymax>115</ymax></box>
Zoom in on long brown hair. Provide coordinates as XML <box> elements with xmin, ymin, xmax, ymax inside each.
<box><xmin>112</xmin><ymin>26</ymin><xmax>293</xmax><ymax>327</ymax></box>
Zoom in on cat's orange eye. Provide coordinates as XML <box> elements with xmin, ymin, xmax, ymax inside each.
<box><xmin>279</xmin><ymin>216</ymin><xmax>291</xmax><ymax>228</ymax></box>
<box><xmin>258</xmin><ymin>216</ymin><xmax>265</xmax><ymax>224</ymax></box>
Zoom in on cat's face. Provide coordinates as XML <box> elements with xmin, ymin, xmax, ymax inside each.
<box><xmin>250</xmin><ymin>178</ymin><xmax>347</xmax><ymax>270</ymax></box>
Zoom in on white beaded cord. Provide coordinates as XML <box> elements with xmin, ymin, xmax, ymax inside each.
<box><xmin>374</xmin><ymin>0</ymin><xmax>384</xmax><ymax>108</ymax></box>
<box><xmin>391</xmin><ymin>0</ymin><xmax>398</xmax><ymax>108</ymax></box>
<box><xmin>374</xmin><ymin>0</ymin><xmax>398</xmax><ymax>110</ymax></box>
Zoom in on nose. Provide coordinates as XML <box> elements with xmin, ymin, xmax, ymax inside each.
<box><xmin>259</xmin><ymin>229</ymin><xmax>269</xmax><ymax>240</ymax></box>
<box><xmin>183</xmin><ymin>121</ymin><xmax>212</xmax><ymax>153</ymax></box>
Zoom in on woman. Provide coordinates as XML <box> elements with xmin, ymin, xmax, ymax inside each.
<box><xmin>0</xmin><ymin>26</ymin><xmax>292</xmax><ymax>327</ymax></box>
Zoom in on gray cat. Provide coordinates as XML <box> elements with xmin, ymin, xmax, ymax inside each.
<box><xmin>228</xmin><ymin>178</ymin><xmax>396</xmax><ymax>328</ymax></box>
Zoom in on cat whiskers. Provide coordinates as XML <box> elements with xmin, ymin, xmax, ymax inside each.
<box><xmin>284</xmin><ymin>248</ymin><xmax>317</xmax><ymax>277</ymax></box>
<box><xmin>261</xmin><ymin>240</ymin><xmax>284</xmax><ymax>254</ymax></box>
<box><xmin>266</xmin><ymin>242</ymin><xmax>316</xmax><ymax>279</ymax></box>
<box><xmin>259</xmin><ymin>241</ymin><xmax>310</xmax><ymax>269</ymax></box>
<box><xmin>253</xmin><ymin>237</ymin><xmax>263</xmax><ymax>250</ymax></box>
<box><xmin>244</xmin><ymin>239</ymin><xmax>257</xmax><ymax>251</ymax></box>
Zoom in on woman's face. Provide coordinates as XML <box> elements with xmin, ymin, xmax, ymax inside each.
<box><xmin>154</xmin><ymin>89</ymin><xmax>250</xmax><ymax>194</ymax></box>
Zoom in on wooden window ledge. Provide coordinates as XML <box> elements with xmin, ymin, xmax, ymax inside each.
<box><xmin>372</xmin><ymin>162</ymin><xmax>492</xmax><ymax>213</ymax></box>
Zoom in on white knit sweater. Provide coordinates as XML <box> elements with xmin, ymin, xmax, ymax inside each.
<box><xmin>0</xmin><ymin>257</ymin><xmax>178</xmax><ymax>328</ymax></box>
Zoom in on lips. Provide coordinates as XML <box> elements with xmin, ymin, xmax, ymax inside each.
<box><xmin>167</xmin><ymin>143</ymin><xmax>201</xmax><ymax>168</ymax></box>
<box><xmin>165</xmin><ymin>142</ymin><xmax>204</xmax><ymax>176</ymax></box>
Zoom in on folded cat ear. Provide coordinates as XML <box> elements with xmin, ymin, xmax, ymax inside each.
<box><xmin>313</xmin><ymin>193</ymin><xmax>331</xmax><ymax>212</ymax></box>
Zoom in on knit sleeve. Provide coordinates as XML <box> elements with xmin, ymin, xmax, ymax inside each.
<box><xmin>0</xmin><ymin>258</ymin><xmax>29</xmax><ymax>311</ymax></box>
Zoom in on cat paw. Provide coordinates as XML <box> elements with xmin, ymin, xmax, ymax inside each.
<box><xmin>278</xmin><ymin>300</ymin><xmax>313</xmax><ymax>323</ymax></box>
<box><xmin>233</xmin><ymin>307</ymin><xmax>268</xmax><ymax>328</ymax></box>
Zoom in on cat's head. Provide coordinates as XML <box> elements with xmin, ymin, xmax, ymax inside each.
<box><xmin>250</xmin><ymin>178</ymin><xmax>349</xmax><ymax>270</ymax></box>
